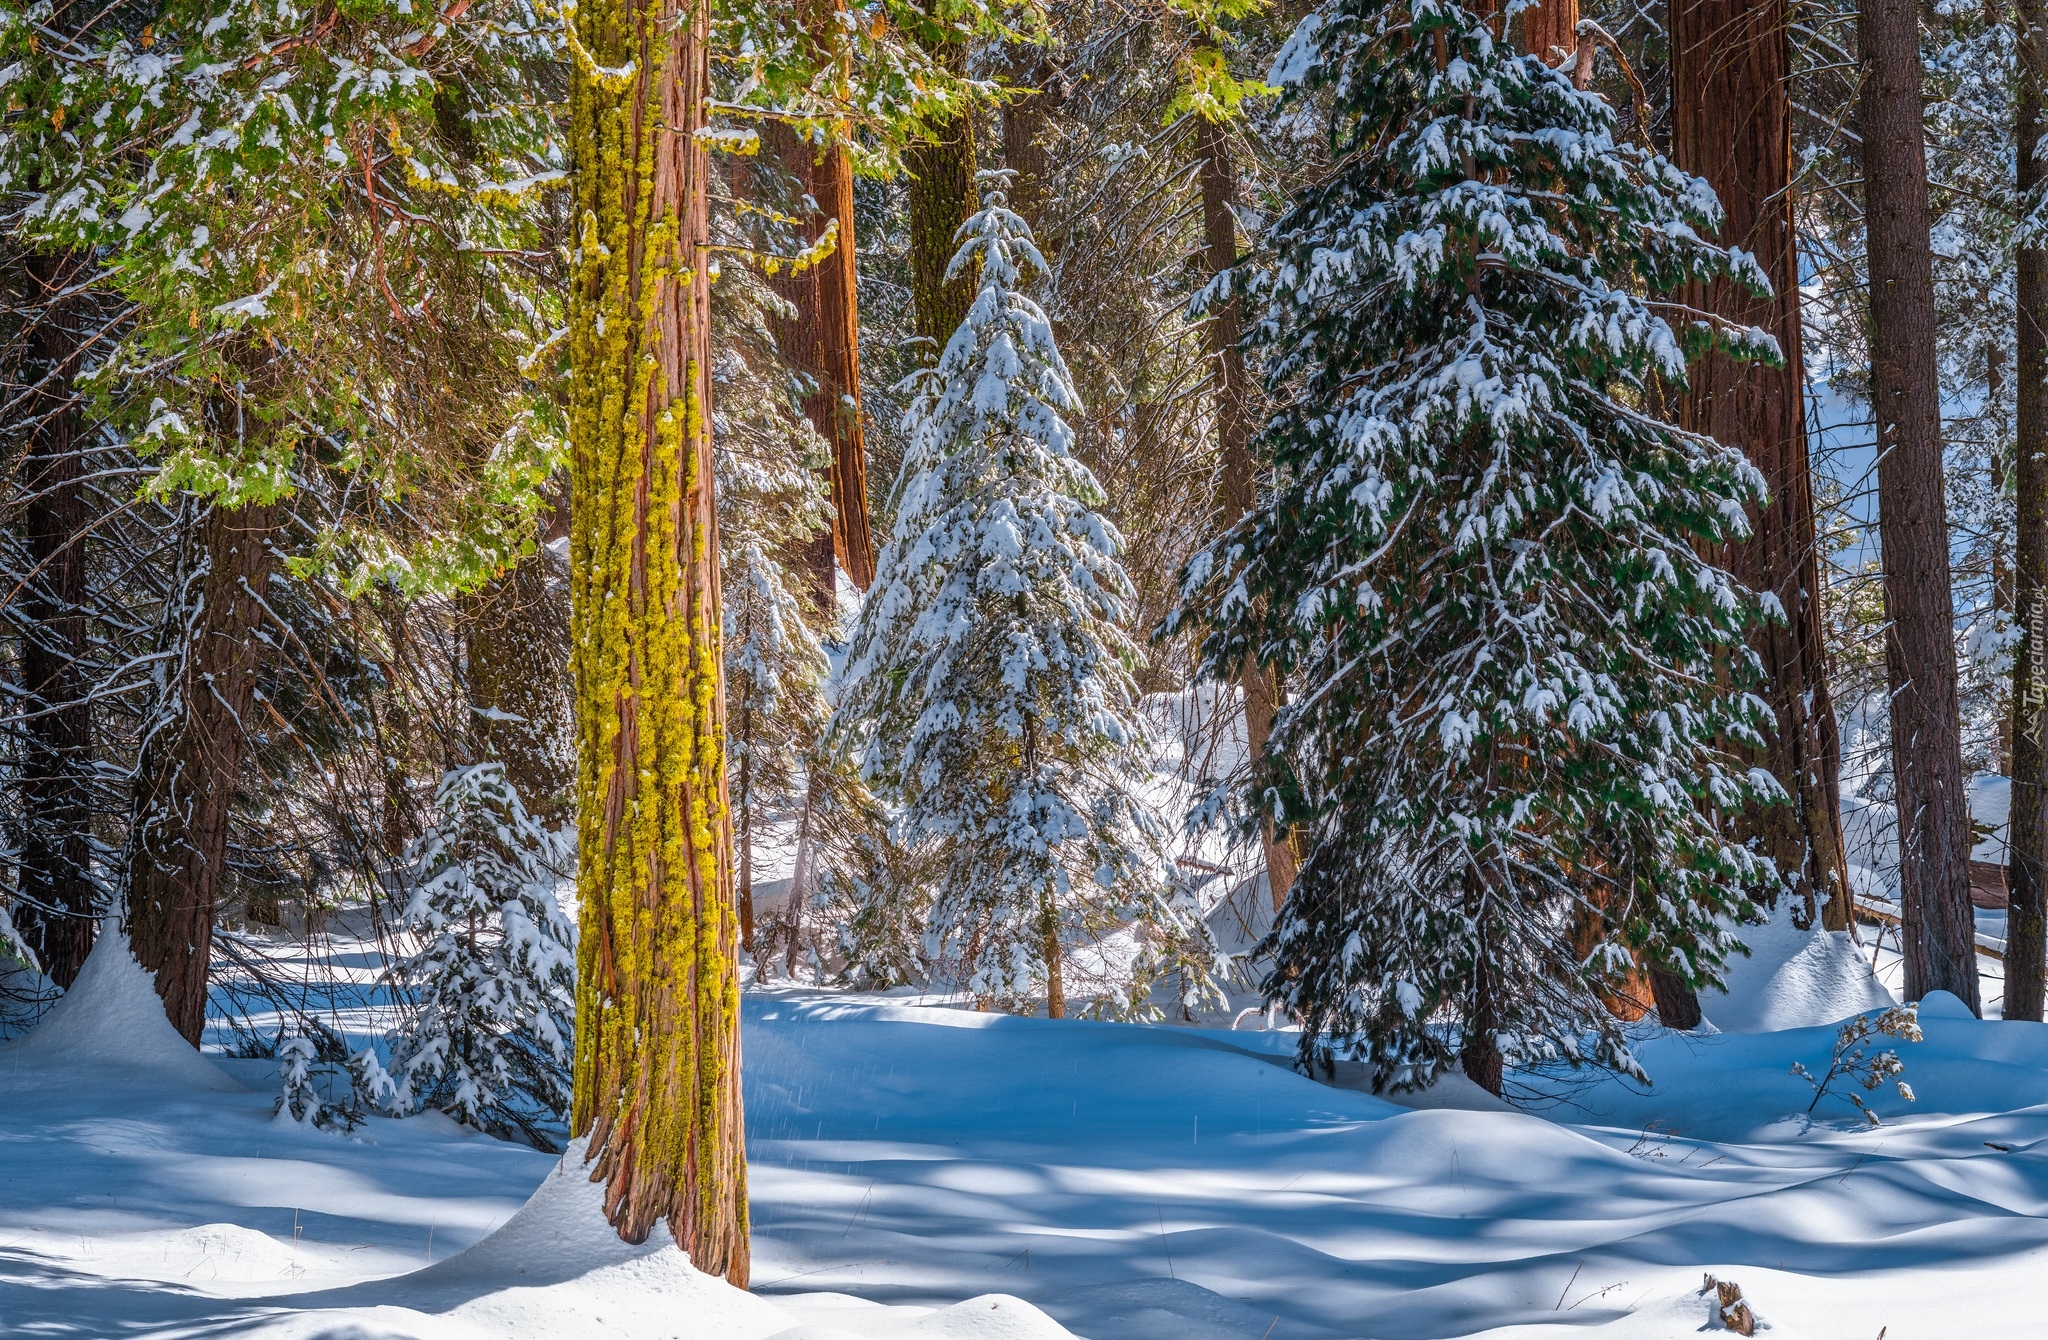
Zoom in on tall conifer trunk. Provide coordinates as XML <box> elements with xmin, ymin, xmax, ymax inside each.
<box><xmin>1860</xmin><ymin>0</ymin><xmax>1981</xmax><ymax>1010</ymax></box>
<box><xmin>766</xmin><ymin>121</ymin><xmax>874</xmax><ymax>594</ymax></box>
<box><xmin>462</xmin><ymin>553</ymin><xmax>572</xmax><ymax>824</ymax></box>
<box><xmin>127</xmin><ymin>501</ymin><xmax>276</xmax><ymax>1043</ymax></box>
<box><xmin>1519</xmin><ymin>0</ymin><xmax>1577</xmax><ymax>62</ymax></box>
<box><xmin>1195</xmin><ymin>114</ymin><xmax>1298</xmax><ymax>912</ymax></box>
<box><xmin>908</xmin><ymin>37</ymin><xmax>977</xmax><ymax>358</ymax></box>
<box><xmin>565</xmin><ymin>0</ymin><xmax>748</xmax><ymax>1278</ymax></box>
<box><xmin>13</xmin><ymin>250</ymin><xmax>96</xmax><ymax>986</ymax></box>
<box><xmin>2007</xmin><ymin>0</ymin><xmax>2048</xmax><ymax>1021</ymax></box>
<box><xmin>1671</xmin><ymin>0</ymin><xmax>1854</xmax><ymax>937</ymax></box>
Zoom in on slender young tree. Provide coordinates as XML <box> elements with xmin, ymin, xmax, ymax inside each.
<box><xmin>564</xmin><ymin>0</ymin><xmax>748</xmax><ymax>1277</ymax></box>
<box><xmin>1861</xmin><ymin>0</ymin><xmax>1982</xmax><ymax>1010</ymax></box>
<box><xmin>1672</xmin><ymin>0</ymin><xmax>1854</xmax><ymax>935</ymax></box>
<box><xmin>1175</xmin><ymin>0</ymin><xmax>1781</xmax><ymax>1094</ymax></box>
<box><xmin>836</xmin><ymin>177</ymin><xmax>1204</xmax><ymax>1019</ymax></box>
<box><xmin>2010</xmin><ymin>0</ymin><xmax>2048</xmax><ymax>1021</ymax></box>
<box><xmin>1195</xmin><ymin>113</ymin><xmax>1298</xmax><ymax>911</ymax></box>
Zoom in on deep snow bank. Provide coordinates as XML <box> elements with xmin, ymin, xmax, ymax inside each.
<box><xmin>1699</xmin><ymin>899</ymin><xmax>1894</xmax><ymax>1033</ymax></box>
<box><xmin>0</xmin><ymin>922</ymin><xmax>240</xmax><ymax>1091</ymax></box>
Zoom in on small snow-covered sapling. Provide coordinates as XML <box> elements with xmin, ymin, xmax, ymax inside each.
<box><xmin>1792</xmin><ymin>1004</ymin><xmax>1922</xmax><ymax>1127</ymax></box>
<box><xmin>275</xmin><ymin>1032</ymin><xmax>325</xmax><ymax>1126</ymax></box>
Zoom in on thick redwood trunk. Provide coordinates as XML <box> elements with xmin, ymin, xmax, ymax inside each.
<box><xmin>1861</xmin><ymin>0</ymin><xmax>1981</xmax><ymax>1011</ymax></box>
<box><xmin>13</xmin><ymin>250</ymin><xmax>97</xmax><ymax>986</ymax></box>
<box><xmin>1671</xmin><ymin>0</ymin><xmax>1853</xmax><ymax>935</ymax></box>
<box><xmin>1519</xmin><ymin>0</ymin><xmax>1578</xmax><ymax>62</ymax></box>
<box><xmin>2007</xmin><ymin>0</ymin><xmax>2048</xmax><ymax>1021</ymax></box>
<box><xmin>127</xmin><ymin>502</ymin><xmax>277</xmax><ymax>1044</ymax></box>
<box><xmin>766</xmin><ymin>121</ymin><xmax>874</xmax><ymax>594</ymax></box>
<box><xmin>1195</xmin><ymin>114</ymin><xmax>1300</xmax><ymax>912</ymax></box>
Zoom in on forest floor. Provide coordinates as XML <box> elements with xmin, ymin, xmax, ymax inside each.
<box><xmin>4</xmin><ymin>912</ymin><xmax>2046</xmax><ymax>1338</ymax></box>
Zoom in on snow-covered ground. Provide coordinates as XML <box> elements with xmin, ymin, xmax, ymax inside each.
<box><xmin>9</xmin><ymin>909</ymin><xmax>2048</xmax><ymax>1337</ymax></box>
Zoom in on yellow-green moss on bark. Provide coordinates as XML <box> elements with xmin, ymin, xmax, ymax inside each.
<box><xmin>564</xmin><ymin>0</ymin><xmax>747</xmax><ymax>1283</ymax></box>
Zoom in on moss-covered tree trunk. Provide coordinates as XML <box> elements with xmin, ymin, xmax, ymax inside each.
<box><xmin>128</xmin><ymin>501</ymin><xmax>276</xmax><ymax>1044</ymax></box>
<box><xmin>565</xmin><ymin>0</ymin><xmax>748</xmax><ymax>1280</ymax></box>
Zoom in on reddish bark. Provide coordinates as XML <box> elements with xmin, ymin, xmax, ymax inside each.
<box><xmin>127</xmin><ymin>503</ymin><xmax>277</xmax><ymax>1044</ymax></box>
<box><xmin>1670</xmin><ymin>0</ymin><xmax>1854</xmax><ymax>932</ymax></box>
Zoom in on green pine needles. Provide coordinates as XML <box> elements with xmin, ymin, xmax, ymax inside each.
<box><xmin>1171</xmin><ymin>0</ymin><xmax>1789</xmax><ymax>1092</ymax></box>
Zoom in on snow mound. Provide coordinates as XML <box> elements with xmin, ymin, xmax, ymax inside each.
<box><xmin>0</xmin><ymin>923</ymin><xmax>240</xmax><ymax>1091</ymax></box>
<box><xmin>372</xmin><ymin>1143</ymin><xmax>1079</xmax><ymax>1340</ymax></box>
<box><xmin>1701</xmin><ymin>901</ymin><xmax>1894</xmax><ymax>1034</ymax></box>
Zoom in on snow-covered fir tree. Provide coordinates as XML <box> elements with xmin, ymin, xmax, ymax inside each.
<box><xmin>388</xmin><ymin>763</ymin><xmax>575</xmax><ymax>1147</ymax></box>
<box><xmin>834</xmin><ymin>173</ymin><xmax>1213</xmax><ymax>1019</ymax></box>
<box><xmin>1170</xmin><ymin>0</ymin><xmax>1785</xmax><ymax>1093</ymax></box>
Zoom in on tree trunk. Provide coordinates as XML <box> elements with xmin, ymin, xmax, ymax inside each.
<box><xmin>1040</xmin><ymin>886</ymin><xmax>1066</xmax><ymax>1019</ymax></box>
<box><xmin>2007</xmin><ymin>0</ymin><xmax>2048</xmax><ymax>1022</ymax></box>
<box><xmin>127</xmin><ymin>502</ymin><xmax>277</xmax><ymax>1044</ymax></box>
<box><xmin>462</xmin><ymin>552</ymin><xmax>573</xmax><ymax>824</ymax></box>
<box><xmin>908</xmin><ymin>38</ymin><xmax>977</xmax><ymax>358</ymax></box>
<box><xmin>1861</xmin><ymin>0</ymin><xmax>1981</xmax><ymax>1011</ymax></box>
<box><xmin>565</xmin><ymin>0</ymin><xmax>748</xmax><ymax>1280</ymax></box>
<box><xmin>12</xmin><ymin>250</ymin><xmax>97</xmax><ymax>987</ymax></box>
<box><xmin>1461</xmin><ymin>878</ymin><xmax>1504</xmax><ymax>1095</ymax></box>
<box><xmin>766</xmin><ymin>116</ymin><xmax>874</xmax><ymax>594</ymax></box>
<box><xmin>1671</xmin><ymin>0</ymin><xmax>1854</xmax><ymax>936</ymax></box>
<box><xmin>1649</xmin><ymin>965</ymin><xmax>1705</xmax><ymax>1029</ymax></box>
<box><xmin>1194</xmin><ymin>114</ymin><xmax>1299</xmax><ymax>912</ymax></box>
<box><xmin>1001</xmin><ymin>45</ymin><xmax>1053</xmax><ymax>234</ymax></box>
<box><xmin>1519</xmin><ymin>0</ymin><xmax>1578</xmax><ymax>63</ymax></box>
<box><xmin>737</xmin><ymin>697</ymin><xmax>756</xmax><ymax>956</ymax></box>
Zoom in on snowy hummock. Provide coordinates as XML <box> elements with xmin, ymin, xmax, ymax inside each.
<box><xmin>1</xmin><ymin>923</ymin><xmax>240</xmax><ymax>1091</ymax></box>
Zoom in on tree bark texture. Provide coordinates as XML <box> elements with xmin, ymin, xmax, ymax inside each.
<box><xmin>462</xmin><ymin>551</ymin><xmax>574</xmax><ymax>825</ymax></box>
<box><xmin>1671</xmin><ymin>0</ymin><xmax>1854</xmax><ymax>932</ymax></box>
<box><xmin>1860</xmin><ymin>0</ymin><xmax>1981</xmax><ymax>1011</ymax></box>
<box><xmin>765</xmin><ymin>123</ymin><xmax>874</xmax><ymax>593</ymax></box>
<box><xmin>2007</xmin><ymin>0</ymin><xmax>2048</xmax><ymax>1022</ymax></box>
<box><xmin>1519</xmin><ymin>0</ymin><xmax>1578</xmax><ymax>63</ymax></box>
<box><xmin>12</xmin><ymin>249</ymin><xmax>97</xmax><ymax>986</ymax></box>
<box><xmin>1194</xmin><ymin>114</ymin><xmax>1299</xmax><ymax>913</ymax></box>
<box><xmin>907</xmin><ymin>39</ymin><xmax>977</xmax><ymax>358</ymax></box>
<box><xmin>127</xmin><ymin>502</ymin><xmax>276</xmax><ymax>1044</ymax></box>
<box><xmin>565</xmin><ymin>0</ymin><xmax>748</xmax><ymax>1280</ymax></box>
<box><xmin>1001</xmin><ymin>45</ymin><xmax>1054</xmax><ymax>235</ymax></box>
